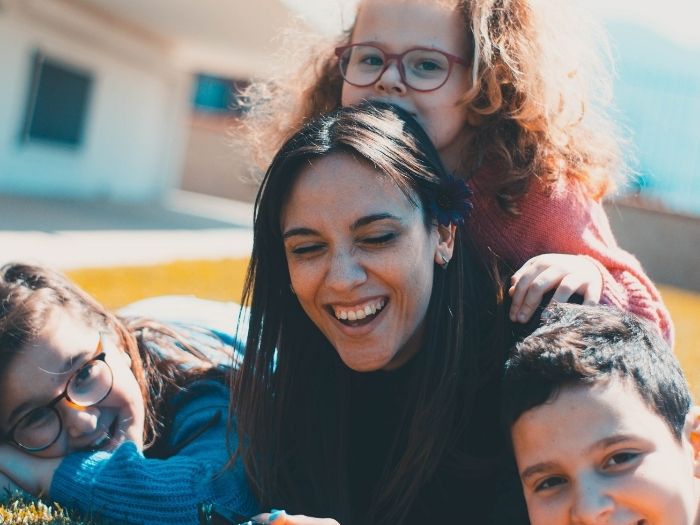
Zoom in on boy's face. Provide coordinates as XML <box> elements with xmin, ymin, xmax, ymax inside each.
<box><xmin>511</xmin><ymin>379</ymin><xmax>700</xmax><ymax>525</ymax></box>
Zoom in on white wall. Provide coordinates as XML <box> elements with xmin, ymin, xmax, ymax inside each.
<box><xmin>0</xmin><ymin>0</ymin><xmax>191</xmax><ymax>202</ymax></box>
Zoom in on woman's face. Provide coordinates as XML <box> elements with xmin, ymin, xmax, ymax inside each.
<box><xmin>281</xmin><ymin>153</ymin><xmax>450</xmax><ymax>372</ymax></box>
<box><xmin>0</xmin><ymin>308</ymin><xmax>145</xmax><ymax>458</ymax></box>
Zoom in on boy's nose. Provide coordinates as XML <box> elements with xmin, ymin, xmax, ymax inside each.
<box><xmin>571</xmin><ymin>478</ymin><xmax>614</xmax><ymax>524</ymax></box>
<box><xmin>61</xmin><ymin>404</ymin><xmax>101</xmax><ymax>438</ymax></box>
<box><xmin>375</xmin><ymin>60</ymin><xmax>407</xmax><ymax>95</ymax></box>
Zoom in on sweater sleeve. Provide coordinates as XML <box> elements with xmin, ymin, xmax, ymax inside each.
<box><xmin>469</xmin><ymin>174</ymin><xmax>674</xmax><ymax>345</ymax></box>
<box><xmin>50</xmin><ymin>380</ymin><xmax>259</xmax><ymax>525</ymax></box>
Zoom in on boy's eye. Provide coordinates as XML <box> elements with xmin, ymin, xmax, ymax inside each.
<box><xmin>534</xmin><ymin>475</ymin><xmax>567</xmax><ymax>492</ymax></box>
<box><xmin>605</xmin><ymin>451</ymin><xmax>640</xmax><ymax>468</ymax></box>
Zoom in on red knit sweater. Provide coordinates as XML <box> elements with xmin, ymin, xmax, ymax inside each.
<box><xmin>468</xmin><ymin>168</ymin><xmax>674</xmax><ymax>345</ymax></box>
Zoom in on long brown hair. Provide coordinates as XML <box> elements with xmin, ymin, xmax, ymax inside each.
<box><xmin>242</xmin><ymin>0</ymin><xmax>623</xmax><ymax>214</ymax></box>
<box><xmin>233</xmin><ymin>102</ymin><xmax>505</xmax><ymax>524</ymax></box>
<box><xmin>0</xmin><ymin>263</ymin><xmax>225</xmax><ymax>449</ymax></box>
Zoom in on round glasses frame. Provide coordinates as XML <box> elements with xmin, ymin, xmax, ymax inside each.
<box><xmin>7</xmin><ymin>335</ymin><xmax>114</xmax><ymax>452</ymax></box>
<box><xmin>335</xmin><ymin>43</ymin><xmax>470</xmax><ymax>93</ymax></box>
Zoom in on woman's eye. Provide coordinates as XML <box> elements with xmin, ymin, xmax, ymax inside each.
<box><xmin>605</xmin><ymin>451</ymin><xmax>640</xmax><ymax>468</ymax></box>
<box><xmin>290</xmin><ymin>244</ymin><xmax>323</xmax><ymax>256</ymax></box>
<box><xmin>534</xmin><ymin>476</ymin><xmax>567</xmax><ymax>492</ymax></box>
<box><xmin>361</xmin><ymin>233</ymin><xmax>396</xmax><ymax>245</ymax></box>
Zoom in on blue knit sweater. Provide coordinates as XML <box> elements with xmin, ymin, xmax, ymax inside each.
<box><xmin>50</xmin><ymin>378</ymin><xmax>258</xmax><ymax>524</ymax></box>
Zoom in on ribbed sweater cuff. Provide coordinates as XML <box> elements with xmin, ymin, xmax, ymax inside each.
<box><xmin>50</xmin><ymin>450</ymin><xmax>109</xmax><ymax>508</ymax></box>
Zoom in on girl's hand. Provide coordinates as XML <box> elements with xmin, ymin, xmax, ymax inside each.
<box><xmin>509</xmin><ymin>254</ymin><xmax>603</xmax><ymax>323</ymax></box>
<box><xmin>254</xmin><ymin>510</ymin><xmax>340</xmax><ymax>525</ymax></box>
<box><xmin>0</xmin><ymin>443</ymin><xmax>61</xmax><ymax>496</ymax></box>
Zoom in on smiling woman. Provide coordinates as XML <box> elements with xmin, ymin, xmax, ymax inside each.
<box><xmin>234</xmin><ymin>102</ymin><xmax>524</xmax><ymax>525</ymax></box>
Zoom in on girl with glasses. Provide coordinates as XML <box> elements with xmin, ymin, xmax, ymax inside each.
<box><xmin>243</xmin><ymin>0</ymin><xmax>672</xmax><ymax>345</ymax></box>
<box><xmin>0</xmin><ymin>263</ymin><xmax>257</xmax><ymax>524</ymax></box>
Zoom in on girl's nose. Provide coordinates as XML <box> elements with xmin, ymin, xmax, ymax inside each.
<box><xmin>61</xmin><ymin>404</ymin><xmax>100</xmax><ymax>438</ymax></box>
<box><xmin>374</xmin><ymin>60</ymin><xmax>407</xmax><ymax>95</ymax></box>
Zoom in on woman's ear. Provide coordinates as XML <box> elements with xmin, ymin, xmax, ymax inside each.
<box><xmin>434</xmin><ymin>223</ymin><xmax>456</xmax><ymax>268</ymax></box>
<box><xmin>684</xmin><ymin>407</ymin><xmax>700</xmax><ymax>477</ymax></box>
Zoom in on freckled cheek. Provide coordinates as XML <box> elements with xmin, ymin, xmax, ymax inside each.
<box><xmin>287</xmin><ymin>264</ymin><xmax>324</xmax><ymax>310</ymax></box>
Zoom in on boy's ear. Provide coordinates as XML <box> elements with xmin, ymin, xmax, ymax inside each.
<box><xmin>434</xmin><ymin>223</ymin><xmax>456</xmax><ymax>267</ymax></box>
<box><xmin>684</xmin><ymin>406</ymin><xmax>700</xmax><ymax>476</ymax></box>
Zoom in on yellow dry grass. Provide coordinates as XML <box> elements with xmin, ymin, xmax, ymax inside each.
<box><xmin>67</xmin><ymin>260</ymin><xmax>700</xmax><ymax>397</ymax></box>
<box><xmin>67</xmin><ymin>258</ymin><xmax>250</xmax><ymax>310</ymax></box>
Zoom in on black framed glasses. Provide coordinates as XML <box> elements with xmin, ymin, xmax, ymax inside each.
<box><xmin>7</xmin><ymin>334</ymin><xmax>114</xmax><ymax>452</ymax></box>
<box><xmin>335</xmin><ymin>43</ymin><xmax>470</xmax><ymax>92</ymax></box>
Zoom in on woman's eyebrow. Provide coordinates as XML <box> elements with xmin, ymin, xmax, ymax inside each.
<box><xmin>351</xmin><ymin>213</ymin><xmax>401</xmax><ymax>230</ymax></box>
<box><xmin>283</xmin><ymin>227</ymin><xmax>318</xmax><ymax>240</ymax></box>
<box><xmin>283</xmin><ymin>213</ymin><xmax>401</xmax><ymax>239</ymax></box>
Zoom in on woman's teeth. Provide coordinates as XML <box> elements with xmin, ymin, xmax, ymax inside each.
<box><xmin>333</xmin><ymin>299</ymin><xmax>385</xmax><ymax>321</ymax></box>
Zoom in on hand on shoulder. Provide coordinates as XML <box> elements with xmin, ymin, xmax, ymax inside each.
<box><xmin>509</xmin><ymin>253</ymin><xmax>603</xmax><ymax>323</ymax></box>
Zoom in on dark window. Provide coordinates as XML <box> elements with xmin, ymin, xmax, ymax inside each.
<box><xmin>21</xmin><ymin>51</ymin><xmax>93</xmax><ymax>147</ymax></box>
<box><xmin>192</xmin><ymin>74</ymin><xmax>249</xmax><ymax>115</ymax></box>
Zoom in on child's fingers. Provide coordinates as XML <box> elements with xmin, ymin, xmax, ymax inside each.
<box><xmin>253</xmin><ymin>511</ymin><xmax>340</xmax><ymax>525</ymax></box>
<box><xmin>513</xmin><ymin>267</ymin><xmax>563</xmax><ymax>323</ymax></box>
<box><xmin>509</xmin><ymin>266</ymin><xmax>542</xmax><ymax>318</ymax></box>
<box><xmin>550</xmin><ymin>273</ymin><xmax>589</xmax><ymax>304</ymax></box>
<box><xmin>582</xmin><ymin>275</ymin><xmax>603</xmax><ymax>305</ymax></box>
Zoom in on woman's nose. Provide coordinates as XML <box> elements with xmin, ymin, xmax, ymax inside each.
<box><xmin>61</xmin><ymin>404</ymin><xmax>100</xmax><ymax>438</ymax></box>
<box><xmin>325</xmin><ymin>250</ymin><xmax>367</xmax><ymax>292</ymax></box>
<box><xmin>374</xmin><ymin>60</ymin><xmax>407</xmax><ymax>95</ymax></box>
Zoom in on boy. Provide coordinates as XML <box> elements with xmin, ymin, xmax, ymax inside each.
<box><xmin>502</xmin><ymin>303</ymin><xmax>700</xmax><ymax>525</ymax></box>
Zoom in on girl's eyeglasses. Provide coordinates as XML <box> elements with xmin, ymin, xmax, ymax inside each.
<box><xmin>6</xmin><ymin>334</ymin><xmax>114</xmax><ymax>452</ymax></box>
<box><xmin>335</xmin><ymin>43</ymin><xmax>469</xmax><ymax>92</ymax></box>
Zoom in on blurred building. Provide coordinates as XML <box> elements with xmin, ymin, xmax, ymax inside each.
<box><xmin>0</xmin><ymin>0</ymin><xmax>301</xmax><ymax>202</ymax></box>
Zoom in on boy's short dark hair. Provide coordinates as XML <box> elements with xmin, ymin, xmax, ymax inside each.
<box><xmin>502</xmin><ymin>303</ymin><xmax>691</xmax><ymax>440</ymax></box>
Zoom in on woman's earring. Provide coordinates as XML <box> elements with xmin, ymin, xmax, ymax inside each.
<box><xmin>440</xmin><ymin>254</ymin><xmax>450</xmax><ymax>270</ymax></box>
<box><xmin>289</xmin><ymin>283</ymin><xmax>296</xmax><ymax>295</ymax></box>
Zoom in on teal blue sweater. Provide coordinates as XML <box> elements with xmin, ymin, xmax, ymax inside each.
<box><xmin>50</xmin><ymin>379</ymin><xmax>258</xmax><ymax>524</ymax></box>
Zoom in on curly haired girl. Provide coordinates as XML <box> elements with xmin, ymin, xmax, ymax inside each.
<box><xmin>244</xmin><ymin>0</ymin><xmax>673</xmax><ymax>344</ymax></box>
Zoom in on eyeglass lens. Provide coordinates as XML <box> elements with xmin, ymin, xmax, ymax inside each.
<box><xmin>338</xmin><ymin>45</ymin><xmax>452</xmax><ymax>91</ymax></box>
<box><xmin>12</xmin><ymin>357</ymin><xmax>113</xmax><ymax>451</ymax></box>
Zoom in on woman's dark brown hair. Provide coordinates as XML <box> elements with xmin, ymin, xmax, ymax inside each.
<box><xmin>233</xmin><ymin>102</ymin><xmax>505</xmax><ymax>524</ymax></box>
